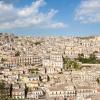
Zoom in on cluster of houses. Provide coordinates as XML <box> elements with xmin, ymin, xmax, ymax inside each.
<box><xmin>0</xmin><ymin>33</ymin><xmax>100</xmax><ymax>100</ymax></box>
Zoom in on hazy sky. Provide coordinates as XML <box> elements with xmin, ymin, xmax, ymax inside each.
<box><xmin>0</xmin><ymin>0</ymin><xmax>100</xmax><ymax>36</ymax></box>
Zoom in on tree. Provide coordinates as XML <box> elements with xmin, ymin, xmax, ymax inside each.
<box><xmin>93</xmin><ymin>51</ymin><xmax>98</xmax><ymax>54</ymax></box>
<box><xmin>34</xmin><ymin>41</ymin><xmax>41</xmax><ymax>45</ymax></box>
<box><xmin>78</xmin><ymin>53</ymin><xmax>84</xmax><ymax>58</ymax></box>
<box><xmin>10</xmin><ymin>84</ymin><xmax>13</xmax><ymax>98</ymax></box>
<box><xmin>25</xmin><ymin>84</ymin><xmax>28</xmax><ymax>98</ymax></box>
<box><xmin>63</xmin><ymin>56</ymin><xmax>69</xmax><ymax>64</ymax></box>
<box><xmin>1</xmin><ymin>58</ymin><xmax>7</xmax><ymax>63</ymax></box>
<box><xmin>96</xmin><ymin>78</ymin><xmax>100</xmax><ymax>84</ymax></box>
<box><xmin>39</xmin><ymin>75</ymin><xmax>42</xmax><ymax>82</ymax></box>
<box><xmin>72</xmin><ymin>61</ymin><xmax>80</xmax><ymax>70</ymax></box>
<box><xmin>15</xmin><ymin>51</ymin><xmax>20</xmax><ymax>56</ymax></box>
<box><xmin>45</xmin><ymin>68</ymin><xmax>47</xmax><ymax>74</ymax></box>
<box><xmin>77</xmin><ymin>53</ymin><xmax>85</xmax><ymax>63</ymax></box>
<box><xmin>63</xmin><ymin>56</ymin><xmax>80</xmax><ymax>71</ymax></box>
<box><xmin>89</xmin><ymin>53</ymin><xmax>97</xmax><ymax>63</ymax></box>
<box><xmin>0</xmin><ymin>81</ymin><xmax>10</xmax><ymax>99</ymax></box>
<box><xmin>76</xmin><ymin>52</ymin><xmax>100</xmax><ymax>64</ymax></box>
<box><xmin>63</xmin><ymin>56</ymin><xmax>70</xmax><ymax>70</ymax></box>
<box><xmin>47</xmin><ymin>75</ymin><xmax>50</xmax><ymax>82</ymax></box>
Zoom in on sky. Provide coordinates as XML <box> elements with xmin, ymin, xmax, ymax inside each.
<box><xmin>0</xmin><ymin>0</ymin><xmax>100</xmax><ymax>36</ymax></box>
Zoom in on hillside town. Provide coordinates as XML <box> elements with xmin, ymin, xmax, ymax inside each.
<box><xmin>0</xmin><ymin>33</ymin><xmax>100</xmax><ymax>100</ymax></box>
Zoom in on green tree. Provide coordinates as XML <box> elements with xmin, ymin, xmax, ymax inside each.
<box><xmin>78</xmin><ymin>53</ymin><xmax>84</xmax><ymax>59</ymax></box>
<box><xmin>76</xmin><ymin>53</ymin><xmax>100</xmax><ymax>64</ymax></box>
<box><xmin>47</xmin><ymin>75</ymin><xmax>50</xmax><ymax>82</ymax></box>
<box><xmin>0</xmin><ymin>81</ymin><xmax>10</xmax><ymax>100</ymax></box>
<box><xmin>77</xmin><ymin>53</ymin><xmax>85</xmax><ymax>63</ymax></box>
<box><xmin>89</xmin><ymin>53</ymin><xmax>97</xmax><ymax>63</ymax></box>
<box><xmin>45</xmin><ymin>68</ymin><xmax>47</xmax><ymax>74</ymax></box>
<box><xmin>39</xmin><ymin>75</ymin><xmax>42</xmax><ymax>82</ymax></box>
<box><xmin>96</xmin><ymin>78</ymin><xmax>100</xmax><ymax>84</ymax></box>
<box><xmin>34</xmin><ymin>41</ymin><xmax>41</xmax><ymax>45</ymax></box>
<box><xmin>1</xmin><ymin>58</ymin><xmax>7</xmax><ymax>63</ymax></box>
<box><xmin>25</xmin><ymin>84</ymin><xmax>28</xmax><ymax>99</ymax></box>
<box><xmin>72</xmin><ymin>61</ymin><xmax>80</xmax><ymax>70</ymax></box>
<box><xmin>15</xmin><ymin>51</ymin><xmax>20</xmax><ymax>56</ymax></box>
<box><xmin>63</xmin><ymin>56</ymin><xmax>80</xmax><ymax>71</ymax></box>
<box><xmin>10</xmin><ymin>84</ymin><xmax>13</xmax><ymax>98</ymax></box>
